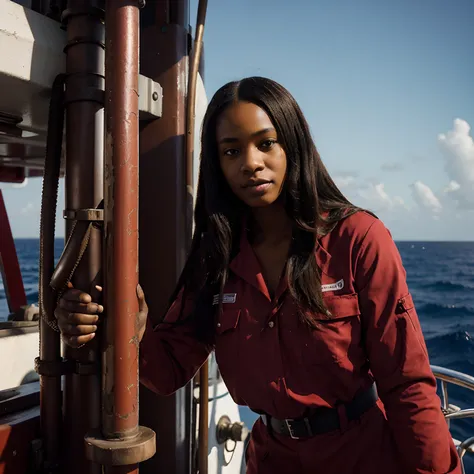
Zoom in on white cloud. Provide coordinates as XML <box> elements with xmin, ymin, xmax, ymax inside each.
<box><xmin>411</xmin><ymin>181</ymin><xmax>442</xmax><ymax>213</ymax></box>
<box><xmin>334</xmin><ymin>175</ymin><xmax>356</xmax><ymax>189</ymax></box>
<box><xmin>438</xmin><ymin>118</ymin><xmax>474</xmax><ymax>209</ymax></box>
<box><xmin>358</xmin><ymin>183</ymin><xmax>393</xmax><ymax>211</ymax></box>
<box><xmin>20</xmin><ymin>202</ymin><xmax>35</xmax><ymax>216</ymax></box>
<box><xmin>352</xmin><ymin>182</ymin><xmax>407</xmax><ymax>213</ymax></box>
<box><xmin>335</xmin><ymin>172</ymin><xmax>409</xmax><ymax>214</ymax></box>
<box><xmin>444</xmin><ymin>180</ymin><xmax>461</xmax><ymax>193</ymax></box>
<box><xmin>393</xmin><ymin>196</ymin><xmax>407</xmax><ymax>208</ymax></box>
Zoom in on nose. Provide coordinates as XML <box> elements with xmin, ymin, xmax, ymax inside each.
<box><xmin>240</xmin><ymin>147</ymin><xmax>264</xmax><ymax>174</ymax></box>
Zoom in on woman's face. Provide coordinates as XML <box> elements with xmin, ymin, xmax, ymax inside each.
<box><xmin>216</xmin><ymin>101</ymin><xmax>287</xmax><ymax>208</ymax></box>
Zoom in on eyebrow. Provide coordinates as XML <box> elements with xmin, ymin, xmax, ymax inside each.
<box><xmin>218</xmin><ymin>127</ymin><xmax>276</xmax><ymax>144</ymax></box>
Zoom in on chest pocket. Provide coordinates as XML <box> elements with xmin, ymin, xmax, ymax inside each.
<box><xmin>302</xmin><ymin>293</ymin><xmax>362</xmax><ymax>365</ymax></box>
<box><xmin>215</xmin><ymin>308</ymin><xmax>241</xmax><ymax>335</ymax></box>
<box><xmin>214</xmin><ymin>308</ymin><xmax>241</xmax><ymax>381</ymax></box>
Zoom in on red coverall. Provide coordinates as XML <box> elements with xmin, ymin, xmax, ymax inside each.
<box><xmin>140</xmin><ymin>211</ymin><xmax>461</xmax><ymax>473</ymax></box>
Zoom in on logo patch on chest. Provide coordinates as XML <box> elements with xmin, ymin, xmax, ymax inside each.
<box><xmin>212</xmin><ymin>293</ymin><xmax>237</xmax><ymax>305</ymax></box>
<box><xmin>321</xmin><ymin>279</ymin><xmax>344</xmax><ymax>292</ymax></box>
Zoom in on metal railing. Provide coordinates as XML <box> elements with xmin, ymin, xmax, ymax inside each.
<box><xmin>431</xmin><ymin>365</ymin><xmax>474</xmax><ymax>473</ymax></box>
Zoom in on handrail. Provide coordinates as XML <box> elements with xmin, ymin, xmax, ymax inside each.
<box><xmin>430</xmin><ymin>365</ymin><xmax>474</xmax><ymax>474</ymax></box>
<box><xmin>431</xmin><ymin>365</ymin><xmax>474</xmax><ymax>391</ymax></box>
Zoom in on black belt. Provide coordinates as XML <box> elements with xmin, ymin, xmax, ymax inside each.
<box><xmin>259</xmin><ymin>383</ymin><xmax>378</xmax><ymax>439</ymax></box>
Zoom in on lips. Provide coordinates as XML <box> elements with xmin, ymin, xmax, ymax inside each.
<box><xmin>243</xmin><ymin>179</ymin><xmax>272</xmax><ymax>188</ymax></box>
<box><xmin>242</xmin><ymin>179</ymin><xmax>273</xmax><ymax>195</ymax></box>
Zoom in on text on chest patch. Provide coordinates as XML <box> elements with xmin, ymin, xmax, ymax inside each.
<box><xmin>212</xmin><ymin>293</ymin><xmax>237</xmax><ymax>305</ymax></box>
<box><xmin>321</xmin><ymin>279</ymin><xmax>344</xmax><ymax>292</ymax></box>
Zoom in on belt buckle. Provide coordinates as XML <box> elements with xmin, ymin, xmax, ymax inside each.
<box><xmin>284</xmin><ymin>419</ymin><xmax>299</xmax><ymax>440</ymax></box>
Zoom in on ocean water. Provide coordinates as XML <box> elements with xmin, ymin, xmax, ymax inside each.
<box><xmin>1</xmin><ymin>239</ymin><xmax>473</xmax><ymax>471</ymax></box>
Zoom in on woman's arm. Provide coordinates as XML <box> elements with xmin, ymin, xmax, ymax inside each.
<box><xmin>354</xmin><ymin>218</ymin><xmax>461</xmax><ymax>474</ymax></box>
<box><xmin>139</xmin><ymin>289</ymin><xmax>212</xmax><ymax>396</ymax></box>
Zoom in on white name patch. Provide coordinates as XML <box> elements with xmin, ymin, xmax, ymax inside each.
<box><xmin>321</xmin><ymin>279</ymin><xmax>344</xmax><ymax>293</ymax></box>
<box><xmin>212</xmin><ymin>293</ymin><xmax>237</xmax><ymax>305</ymax></box>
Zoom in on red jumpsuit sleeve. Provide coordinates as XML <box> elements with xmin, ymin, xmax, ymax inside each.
<box><xmin>139</xmin><ymin>289</ymin><xmax>212</xmax><ymax>396</ymax></box>
<box><xmin>354</xmin><ymin>218</ymin><xmax>461</xmax><ymax>474</ymax></box>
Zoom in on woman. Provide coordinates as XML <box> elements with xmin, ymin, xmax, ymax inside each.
<box><xmin>55</xmin><ymin>77</ymin><xmax>460</xmax><ymax>473</ymax></box>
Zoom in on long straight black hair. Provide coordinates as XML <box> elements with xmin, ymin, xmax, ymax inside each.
<box><xmin>169</xmin><ymin>77</ymin><xmax>361</xmax><ymax>341</ymax></box>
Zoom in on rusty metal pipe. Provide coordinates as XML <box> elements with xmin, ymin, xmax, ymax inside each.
<box><xmin>84</xmin><ymin>2</ymin><xmax>156</xmax><ymax>471</ymax></box>
<box><xmin>102</xmin><ymin>0</ymin><xmax>140</xmax><ymax>443</ymax></box>
<box><xmin>84</xmin><ymin>1</ymin><xmax>155</xmax><ymax>469</ymax></box>
<box><xmin>186</xmin><ymin>2</ymin><xmax>209</xmax><ymax>473</ymax></box>
<box><xmin>62</xmin><ymin>2</ymin><xmax>105</xmax><ymax>472</ymax></box>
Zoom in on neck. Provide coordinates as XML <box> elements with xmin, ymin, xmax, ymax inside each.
<box><xmin>250</xmin><ymin>203</ymin><xmax>292</xmax><ymax>245</ymax></box>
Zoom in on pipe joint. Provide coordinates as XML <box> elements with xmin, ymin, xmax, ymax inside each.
<box><xmin>84</xmin><ymin>426</ymin><xmax>156</xmax><ymax>466</ymax></box>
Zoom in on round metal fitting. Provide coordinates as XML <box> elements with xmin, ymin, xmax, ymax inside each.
<box><xmin>84</xmin><ymin>425</ymin><xmax>156</xmax><ymax>465</ymax></box>
<box><xmin>216</xmin><ymin>415</ymin><xmax>249</xmax><ymax>445</ymax></box>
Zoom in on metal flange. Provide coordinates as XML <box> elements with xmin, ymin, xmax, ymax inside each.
<box><xmin>84</xmin><ymin>426</ymin><xmax>156</xmax><ymax>466</ymax></box>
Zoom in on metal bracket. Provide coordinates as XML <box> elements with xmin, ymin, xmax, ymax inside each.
<box><xmin>138</xmin><ymin>75</ymin><xmax>162</xmax><ymax>120</ymax></box>
<box><xmin>35</xmin><ymin>357</ymin><xmax>100</xmax><ymax>376</ymax></box>
<box><xmin>35</xmin><ymin>357</ymin><xmax>73</xmax><ymax>377</ymax></box>
<box><xmin>63</xmin><ymin>208</ymin><xmax>104</xmax><ymax>221</ymax></box>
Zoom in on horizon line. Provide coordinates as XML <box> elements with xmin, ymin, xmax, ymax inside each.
<box><xmin>11</xmin><ymin>237</ymin><xmax>474</xmax><ymax>243</ymax></box>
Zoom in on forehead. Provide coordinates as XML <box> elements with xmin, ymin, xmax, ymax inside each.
<box><xmin>216</xmin><ymin>101</ymin><xmax>274</xmax><ymax>139</ymax></box>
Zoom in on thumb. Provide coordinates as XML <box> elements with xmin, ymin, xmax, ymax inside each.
<box><xmin>136</xmin><ymin>284</ymin><xmax>148</xmax><ymax>313</ymax></box>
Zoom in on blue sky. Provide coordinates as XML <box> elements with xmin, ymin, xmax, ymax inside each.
<box><xmin>2</xmin><ymin>0</ymin><xmax>474</xmax><ymax>240</ymax></box>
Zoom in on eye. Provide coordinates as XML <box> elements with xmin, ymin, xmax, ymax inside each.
<box><xmin>223</xmin><ymin>148</ymin><xmax>239</xmax><ymax>156</ymax></box>
<box><xmin>259</xmin><ymin>139</ymin><xmax>277</xmax><ymax>150</ymax></box>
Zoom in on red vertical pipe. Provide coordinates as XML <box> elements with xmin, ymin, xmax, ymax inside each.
<box><xmin>0</xmin><ymin>190</ymin><xmax>27</xmax><ymax>314</ymax></box>
<box><xmin>103</xmin><ymin>0</ymin><xmax>140</xmax><ymax>451</ymax></box>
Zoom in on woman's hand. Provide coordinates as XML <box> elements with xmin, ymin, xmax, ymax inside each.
<box><xmin>54</xmin><ymin>282</ymin><xmax>148</xmax><ymax>348</ymax></box>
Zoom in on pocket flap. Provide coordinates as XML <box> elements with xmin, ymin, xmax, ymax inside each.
<box><xmin>397</xmin><ymin>293</ymin><xmax>415</xmax><ymax>312</ymax></box>
<box><xmin>216</xmin><ymin>309</ymin><xmax>241</xmax><ymax>335</ymax></box>
<box><xmin>323</xmin><ymin>293</ymin><xmax>360</xmax><ymax>319</ymax></box>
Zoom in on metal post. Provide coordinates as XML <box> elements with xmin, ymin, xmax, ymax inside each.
<box><xmin>61</xmin><ymin>1</ymin><xmax>105</xmax><ymax>472</ymax></box>
<box><xmin>84</xmin><ymin>1</ymin><xmax>155</xmax><ymax>470</ymax></box>
<box><xmin>138</xmin><ymin>1</ymin><xmax>193</xmax><ymax>473</ymax></box>
<box><xmin>102</xmin><ymin>0</ymin><xmax>140</xmax><ymax>442</ymax></box>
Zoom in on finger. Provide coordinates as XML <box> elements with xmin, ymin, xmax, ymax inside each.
<box><xmin>58</xmin><ymin>298</ymin><xmax>103</xmax><ymax>315</ymax></box>
<box><xmin>63</xmin><ymin>333</ymin><xmax>95</xmax><ymax>348</ymax></box>
<box><xmin>61</xmin><ymin>288</ymin><xmax>92</xmax><ymax>304</ymax></box>
<box><xmin>55</xmin><ymin>307</ymin><xmax>99</xmax><ymax>326</ymax></box>
<box><xmin>137</xmin><ymin>284</ymin><xmax>148</xmax><ymax>313</ymax></box>
<box><xmin>58</xmin><ymin>322</ymin><xmax>97</xmax><ymax>336</ymax></box>
<box><xmin>89</xmin><ymin>284</ymin><xmax>103</xmax><ymax>303</ymax></box>
<box><xmin>67</xmin><ymin>281</ymin><xmax>74</xmax><ymax>289</ymax></box>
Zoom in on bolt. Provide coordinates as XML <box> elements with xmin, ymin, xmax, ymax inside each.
<box><xmin>152</xmin><ymin>92</ymin><xmax>158</xmax><ymax>101</ymax></box>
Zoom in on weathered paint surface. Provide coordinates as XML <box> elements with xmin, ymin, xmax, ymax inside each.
<box><xmin>102</xmin><ymin>0</ymin><xmax>140</xmax><ymax>448</ymax></box>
